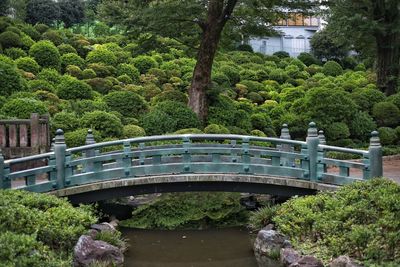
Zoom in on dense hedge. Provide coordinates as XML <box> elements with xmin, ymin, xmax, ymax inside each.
<box><xmin>249</xmin><ymin>178</ymin><xmax>400</xmax><ymax>265</ymax></box>
<box><xmin>0</xmin><ymin>189</ymin><xmax>97</xmax><ymax>266</ymax></box>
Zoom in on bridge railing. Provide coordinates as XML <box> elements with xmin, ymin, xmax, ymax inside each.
<box><xmin>0</xmin><ymin>122</ymin><xmax>383</xmax><ymax>193</ymax></box>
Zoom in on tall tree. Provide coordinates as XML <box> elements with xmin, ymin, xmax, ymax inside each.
<box><xmin>99</xmin><ymin>0</ymin><xmax>316</xmax><ymax>122</ymax></box>
<box><xmin>0</xmin><ymin>0</ymin><xmax>10</xmax><ymax>16</ymax></box>
<box><xmin>26</xmin><ymin>0</ymin><xmax>60</xmax><ymax>25</ymax></box>
<box><xmin>326</xmin><ymin>0</ymin><xmax>400</xmax><ymax>96</ymax></box>
<box><xmin>58</xmin><ymin>0</ymin><xmax>85</xmax><ymax>27</ymax></box>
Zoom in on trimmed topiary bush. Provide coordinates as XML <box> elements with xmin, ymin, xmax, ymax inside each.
<box><xmin>28</xmin><ymin>79</ymin><xmax>55</xmax><ymax>92</ymax></box>
<box><xmin>57</xmin><ymin>76</ymin><xmax>93</xmax><ymax>100</ymax></box>
<box><xmin>57</xmin><ymin>43</ymin><xmax>77</xmax><ymax>55</ymax></box>
<box><xmin>1</xmin><ymin>98</ymin><xmax>48</xmax><ymax>119</ymax></box>
<box><xmin>273</xmin><ymin>51</ymin><xmax>290</xmax><ymax>58</ymax></box>
<box><xmin>131</xmin><ymin>55</ymin><xmax>158</xmax><ymax>74</ymax></box>
<box><xmin>104</xmin><ymin>91</ymin><xmax>148</xmax><ymax>118</ymax></box>
<box><xmin>37</xmin><ymin>68</ymin><xmax>61</xmax><ymax>85</ymax></box>
<box><xmin>15</xmin><ymin>57</ymin><xmax>40</xmax><ymax>74</ymax></box>
<box><xmin>0</xmin><ymin>61</ymin><xmax>25</xmax><ymax>96</ymax></box>
<box><xmin>204</xmin><ymin>124</ymin><xmax>230</xmax><ymax>134</ymax></box>
<box><xmin>123</xmin><ymin>124</ymin><xmax>146</xmax><ymax>138</ymax></box>
<box><xmin>0</xmin><ymin>31</ymin><xmax>21</xmax><ymax>49</ymax></box>
<box><xmin>297</xmin><ymin>52</ymin><xmax>320</xmax><ymax>66</ymax></box>
<box><xmin>4</xmin><ymin>47</ymin><xmax>27</xmax><ymax>59</ymax></box>
<box><xmin>153</xmin><ymin>101</ymin><xmax>201</xmax><ymax>131</ymax></box>
<box><xmin>116</xmin><ymin>63</ymin><xmax>140</xmax><ymax>82</ymax></box>
<box><xmin>349</xmin><ymin>111</ymin><xmax>377</xmax><ymax>141</ymax></box>
<box><xmin>140</xmin><ymin>109</ymin><xmax>177</xmax><ymax>135</ymax></box>
<box><xmin>324</xmin><ymin>122</ymin><xmax>350</xmax><ymax>141</ymax></box>
<box><xmin>64</xmin><ymin>128</ymin><xmax>101</xmax><ymax>148</ymax></box>
<box><xmin>378</xmin><ymin>127</ymin><xmax>397</xmax><ymax>145</ymax></box>
<box><xmin>51</xmin><ymin>112</ymin><xmax>79</xmax><ymax>133</ymax></box>
<box><xmin>372</xmin><ymin>102</ymin><xmax>400</xmax><ymax>127</ymax></box>
<box><xmin>61</xmin><ymin>53</ymin><xmax>85</xmax><ymax>71</ymax></box>
<box><xmin>152</xmin><ymin>90</ymin><xmax>188</xmax><ymax>104</ymax></box>
<box><xmin>80</xmin><ymin>111</ymin><xmax>123</xmax><ymax>138</ymax></box>
<box><xmin>29</xmin><ymin>40</ymin><xmax>61</xmax><ymax>70</ymax></box>
<box><xmin>322</xmin><ymin>60</ymin><xmax>343</xmax><ymax>77</ymax></box>
<box><xmin>86</xmin><ymin>48</ymin><xmax>117</xmax><ymax>66</ymax></box>
<box><xmin>351</xmin><ymin>88</ymin><xmax>386</xmax><ymax>113</ymax></box>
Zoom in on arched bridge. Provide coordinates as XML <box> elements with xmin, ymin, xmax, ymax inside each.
<box><xmin>0</xmin><ymin>123</ymin><xmax>383</xmax><ymax>203</ymax></box>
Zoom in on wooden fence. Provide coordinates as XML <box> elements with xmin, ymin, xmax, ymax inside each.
<box><xmin>0</xmin><ymin>113</ymin><xmax>50</xmax><ymax>159</ymax></box>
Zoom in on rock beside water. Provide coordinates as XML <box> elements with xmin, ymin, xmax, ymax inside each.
<box><xmin>329</xmin><ymin>256</ymin><xmax>363</xmax><ymax>267</ymax></box>
<box><xmin>253</xmin><ymin>229</ymin><xmax>290</xmax><ymax>256</ymax></box>
<box><xmin>73</xmin><ymin>235</ymin><xmax>124</xmax><ymax>267</ymax></box>
<box><xmin>288</xmin><ymin>255</ymin><xmax>324</xmax><ymax>267</ymax></box>
<box><xmin>281</xmin><ymin>248</ymin><xmax>301</xmax><ymax>266</ymax></box>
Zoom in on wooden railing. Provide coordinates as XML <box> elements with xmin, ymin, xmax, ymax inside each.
<box><xmin>0</xmin><ymin>123</ymin><xmax>383</xmax><ymax>193</ymax></box>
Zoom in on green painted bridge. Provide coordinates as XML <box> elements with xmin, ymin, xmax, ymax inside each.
<box><xmin>0</xmin><ymin>123</ymin><xmax>383</xmax><ymax>203</ymax></box>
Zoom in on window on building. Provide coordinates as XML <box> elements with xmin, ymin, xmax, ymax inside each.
<box><xmin>277</xmin><ymin>13</ymin><xmax>319</xmax><ymax>27</ymax></box>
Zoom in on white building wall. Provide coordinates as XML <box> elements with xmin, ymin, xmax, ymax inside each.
<box><xmin>250</xmin><ymin>26</ymin><xmax>318</xmax><ymax>57</ymax></box>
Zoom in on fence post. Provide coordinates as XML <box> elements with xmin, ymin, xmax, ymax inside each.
<box><xmin>30</xmin><ymin>113</ymin><xmax>40</xmax><ymax>154</ymax></box>
<box><xmin>280</xmin><ymin>124</ymin><xmax>293</xmax><ymax>167</ymax></box>
<box><xmin>317</xmin><ymin>130</ymin><xmax>326</xmax><ymax>180</ymax></box>
<box><xmin>0</xmin><ymin>149</ymin><xmax>4</xmax><ymax>189</ymax></box>
<box><xmin>368</xmin><ymin>131</ymin><xmax>383</xmax><ymax>178</ymax></box>
<box><xmin>318</xmin><ymin>130</ymin><xmax>326</xmax><ymax>145</ymax></box>
<box><xmin>54</xmin><ymin>129</ymin><xmax>66</xmax><ymax>189</ymax></box>
<box><xmin>84</xmin><ymin>129</ymin><xmax>95</xmax><ymax>173</ymax></box>
<box><xmin>306</xmin><ymin>122</ymin><xmax>319</xmax><ymax>181</ymax></box>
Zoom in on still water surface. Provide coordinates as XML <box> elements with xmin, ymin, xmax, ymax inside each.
<box><xmin>121</xmin><ymin>227</ymin><xmax>276</xmax><ymax>267</ymax></box>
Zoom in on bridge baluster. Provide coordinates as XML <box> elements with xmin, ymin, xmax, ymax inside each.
<box><xmin>279</xmin><ymin>124</ymin><xmax>293</xmax><ymax>167</ymax></box>
<box><xmin>54</xmin><ymin>129</ymin><xmax>67</xmax><ymax>189</ymax></box>
<box><xmin>306</xmin><ymin>122</ymin><xmax>319</xmax><ymax>181</ymax></box>
<box><xmin>182</xmin><ymin>136</ymin><xmax>191</xmax><ymax>172</ymax></box>
<box><xmin>241</xmin><ymin>137</ymin><xmax>250</xmax><ymax>173</ymax></box>
<box><xmin>123</xmin><ymin>141</ymin><xmax>132</xmax><ymax>177</ymax></box>
<box><xmin>84</xmin><ymin>129</ymin><xmax>95</xmax><ymax>173</ymax></box>
<box><xmin>368</xmin><ymin>131</ymin><xmax>382</xmax><ymax>179</ymax></box>
<box><xmin>0</xmin><ymin>149</ymin><xmax>7</xmax><ymax>189</ymax></box>
<box><xmin>317</xmin><ymin>130</ymin><xmax>327</xmax><ymax>180</ymax></box>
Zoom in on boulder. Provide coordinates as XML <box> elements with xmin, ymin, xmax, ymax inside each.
<box><xmin>289</xmin><ymin>255</ymin><xmax>324</xmax><ymax>267</ymax></box>
<box><xmin>73</xmin><ymin>235</ymin><xmax>124</xmax><ymax>267</ymax></box>
<box><xmin>254</xmin><ymin>229</ymin><xmax>289</xmax><ymax>256</ymax></box>
<box><xmin>329</xmin><ymin>256</ymin><xmax>363</xmax><ymax>267</ymax></box>
<box><xmin>91</xmin><ymin>222</ymin><xmax>116</xmax><ymax>232</ymax></box>
<box><xmin>281</xmin><ymin>248</ymin><xmax>301</xmax><ymax>266</ymax></box>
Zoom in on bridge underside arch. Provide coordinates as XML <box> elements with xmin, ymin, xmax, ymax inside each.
<box><xmin>50</xmin><ymin>174</ymin><xmax>338</xmax><ymax>204</ymax></box>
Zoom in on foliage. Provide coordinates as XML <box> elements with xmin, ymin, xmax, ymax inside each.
<box><xmin>372</xmin><ymin>102</ymin><xmax>400</xmax><ymax>128</ymax></box>
<box><xmin>272</xmin><ymin>179</ymin><xmax>400</xmax><ymax>264</ymax></box>
<box><xmin>58</xmin><ymin>0</ymin><xmax>85</xmax><ymax>27</ymax></box>
<box><xmin>349</xmin><ymin>112</ymin><xmax>377</xmax><ymax>141</ymax></box>
<box><xmin>61</xmin><ymin>53</ymin><xmax>85</xmax><ymax>71</ymax></box>
<box><xmin>86</xmin><ymin>48</ymin><xmax>117</xmax><ymax>66</ymax></box>
<box><xmin>204</xmin><ymin>124</ymin><xmax>230</xmax><ymax>134</ymax></box>
<box><xmin>0</xmin><ymin>189</ymin><xmax>96</xmax><ymax>258</ymax></box>
<box><xmin>121</xmin><ymin>192</ymin><xmax>248</xmax><ymax>229</ymax></box>
<box><xmin>140</xmin><ymin>109</ymin><xmax>177</xmax><ymax>135</ymax></box>
<box><xmin>29</xmin><ymin>40</ymin><xmax>61</xmax><ymax>70</ymax></box>
<box><xmin>1</xmin><ymin>98</ymin><xmax>48</xmax><ymax>119</ymax></box>
<box><xmin>152</xmin><ymin>101</ymin><xmax>201</xmax><ymax>131</ymax></box>
<box><xmin>0</xmin><ymin>61</ymin><xmax>25</xmax><ymax>96</ymax></box>
<box><xmin>51</xmin><ymin>112</ymin><xmax>80</xmax><ymax>133</ymax></box>
<box><xmin>248</xmin><ymin>205</ymin><xmax>278</xmax><ymax>231</ymax></box>
<box><xmin>26</xmin><ymin>0</ymin><xmax>60</xmax><ymax>25</ymax></box>
<box><xmin>15</xmin><ymin>56</ymin><xmax>40</xmax><ymax>74</ymax></box>
<box><xmin>0</xmin><ymin>31</ymin><xmax>21</xmax><ymax>49</ymax></box>
<box><xmin>130</xmin><ymin>55</ymin><xmax>158</xmax><ymax>74</ymax></box>
<box><xmin>378</xmin><ymin>127</ymin><xmax>397</xmax><ymax>146</ymax></box>
<box><xmin>322</xmin><ymin>61</ymin><xmax>343</xmax><ymax>77</ymax></box>
<box><xmin>104</xmin><ymin>91</ymin><xmax>148</xmax><ymax>118</ymax></box>
<box><xmin>57</xmin><ymin>75</ymin><xmax>93</xmax><ymax>100</ymax></box>
<box><xmin>64</xmin><ymin>128</ymin><xmax>101</xmax><ymax>148</ymax></box>
<box><xmin>310</xmin><ymin>29</ymin><xmax>349</xmax><ymax>61</ymax></box>
<box><xmin>4</xmin><ymin>47</ymin><xmax>27</xmax><ymax>59</ymax></box>
<box><xmin>122</xmin><ymin>124</ymin><xmax>146</xmax><ymax>138</ymax></box>
<box><xmin>80</xmin><ymin>110</ymin><xmax>123</xmax><ymax>138</ymax></box>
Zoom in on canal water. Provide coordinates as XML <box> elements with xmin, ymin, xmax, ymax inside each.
<box><xmin>121</xmin><ymin>227</ymin><xmax>278</xmax><ymax>267</ymax></box>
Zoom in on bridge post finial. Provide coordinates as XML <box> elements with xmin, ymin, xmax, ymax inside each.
<box><xmin>54</xmin><ymin>129</ymin><xmax>67</xmax><ymax>189</ymax></box>
<box><xmin>306</xmin><ymin>122</ymin><xmax>319</xmax><ymax>181</ymax></box>
<box><xmin>50</xmin><ymin>137</ymin><xmax>56</xmax><ymax>152</ymax></box>
<box><xmin>84</xmin><ymin>129</ymin><xmax>96</xmax><ymax>173</ymax></box>
<box><xmin>368</xmin><ymin>131</ymin><xmax>382</xmax><ymax>178</ymax></box>
<box><xmin>280</xmin><ymin>124</ymin><xmax>293</xmax><ymax>167</ymax></box>
<box><xmin>318</xmin><ymin>130</ymin><xmax>326</xmax><ymax>145</ymax></box>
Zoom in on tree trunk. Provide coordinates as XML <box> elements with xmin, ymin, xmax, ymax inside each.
<box><xmin>188</xmin><ymin>0</ymin><xmax>237</xmax><ymax>123</ymax></box>
<box><xmin>375</xmin><ymin>34</ymin><xmax>400</xmax><ymax>96</ymax></box>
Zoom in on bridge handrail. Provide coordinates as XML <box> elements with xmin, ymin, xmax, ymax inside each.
<box><xmin>0</xmin><ymin>123</ymin><xmax>383</xmax><ymax>192</ymax></box>
<box><xmin>67</xmin><ymin>134</ymin><xmax>306</xmax><ymax>154</ymax></box>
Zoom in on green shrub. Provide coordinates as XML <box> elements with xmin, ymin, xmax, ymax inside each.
<box><xmin>104</xmin><ymin>91</ymin><xmax>148</xmax><ymax>118</ymax></box>
<box><xmin>324</xmin><ymin>122</ymin><xmax>350</xmax><ymax>141</ymax></box>
<box><xmin>153</xmin><ymin>101</ymin><xmax>200</xmax><ymax>131</ymax></box>
<box><xmin>174</xmin><ymin>128</ymin><xmax>203</xmax><ymax>134</ymax></box>
<box><xmin>87</xmin><ymin>63</ymin><xmax>111</xmax><ymax>77</ymax></box>
<box><xmin>85</xmin><ymin>78</ymin><xmax>113</xmax><ymax>94</ymax></box>
<box><xmin>28</xmin><ymin>79</ymin><xmax>55</xmax><ymax>92</ymax></box>
<box><xmin>15</xmin><ymin>56</ymin><xmax>40</xmax><ymax>74</ymax></box>
<box><xmin>220</xmin><ymin>65</ymin><xmax>241</xmax><ymax>85</ymax></box>
<box><xmin>269</xmin><ymin>68</ymin><xmax>289</xmax><ymax>84</ymax></box>
<box><xmin>61</xmin><ymin>53</ymin><xmax>85</xmax><ymax>71</ymax></box>
<box><xmin>204</xmin><ymin>124</ymin><xmax>230</xmax><ymax>134</ymax></box>
<box><xmin>42</xmin><ymin>30</ymin><xmax>63</xmax><ymax>46</ymax></box>
<box><xmin>273</xmin><ymin>51</ymin><xmax>290</xmax><ymax>58</ymax></box>
<box><xmin>0</xmin><ymin>31</ymin><xmax>21</xmax><ymax>48</ymax></box>
<box><xmin>378</xmin><ymin>127</ymin><xmax>397</xmax><ymax>145</ymax></box>
<box><xmin>248</xmin><ymin>205</ymin><xmax>278</xmax><ymax>231</ymax></box>
<box><xmin>80</xmin><ymin>111</ymin><xmax>123</xmax><ymax>138</ymax></box>
<box><xmin>21</xmin><ymin>24</ymin><xmax>41</xmax><ymax>41</ymax></box>
<box><xmin>37</xmin><ymin>68</ymin><xmax>62</xmax><ymax>85</ymax></box>
<box><xmin>0</xmin><ymin>61</ymin><xmax>25</xmax><ymax>96</ymax></box>
<box><xmin>64</xmin><ymin>128</ymin><xmax>101</xmax><ymax>147</ymax></box>
<box><xmin>386</xmin><ymin>93</ymin><xmax>400</xmax><ymax>109</ymax></box>
<box><xmin>86</xmin><ymin>48</ymin><xmax>117</xmax><ymax>65</ymax></box>
<box><xmin>123</xmin><ymin>124</ymin><xmax>146</xmax><ymax>138</ymax></box>
<box><xmin>51</xmin><ymin>112</ymin><xmax>79</xmax><ymax>133</ymax></box>
<box><xmin>131</xmin><ymin>55</ymin><xmax>158</xmax><ymax>74</ymax></box>
<box><xmin>273</xmin><ymin>178</ymin><xmax>400</xmax><ymax>264</ymax></box>
<box><xmin>57</xmin><ymin>43</ymin><xmax>77</xmax><ymax>55</ymax></box>
<box><xmin>65</xmin><ymin>99</ymin><xmax>108</xmax><ymax>116</ymax></box>
<box><xmin>29</xmin><ymin>40</ymin><xmax>61</xmax><ymax>70</ymax></box>
<box><xmin>116</xmin><ymin>63</ymin><xmax>140</xmax><ymax>82</ymax></box>
<box><xmin>57</xmin><ymin>76</ymin><xmax>93</xmax><ymax>100</ymax></box>
<box><xmin>349</xmin><ymin>112</ymin><xmax>377</xmax><ymax>141</ymax></box>
<box><xmin>34</xmin><ymin>23</ymin><xmax>49</xmax><ymax>34</ymax></box>
<box><xmin>372</xmin><ymin>102</ymin><xmax>400</xmax><ymax>127</ymax></box>
<box><xmin>250</xmin><ymin>113</ymin><xmax>272</xmax><ymax>132</ymax></box>
<box><xmin>140</xmin><ymin>109</ymin><xmax>177</xmax><ymax>135</ymax></box>
<box><xmin>152</xmin><ymin>90</ymin><xmax>188</xmax><ymax>104</ymax></box>
<box><xmin>322</xmin><ymin>60</ymin><xmax>343</xmax><ymax>77</ymax></box>
<box><xmin>4</xmin><ymin>47</ymin><xmax>27</xmax><ymax>59</ymax></box>
<box><xmin>1</xmin><ymin>98</ymin><xmax>48</xmax><ymax>119</ymax></box>
<box><xmin>297</xmin><ymin>52</ymin><xmax>320</xmax><ymax>66</ymax></box>
<box><xmin>65</xmin><ymin>65</ymin><xmax>82</xmax><ymax>78</ymax></box>
<box><xmin>351</xmin><ymin>88</ymin><xmax>386</xmax><ymax>113</ymax></box>
<box><xmin>81</xmin><ymin>68</ymin><xmax>97</xmax><ymax>79</ymax></box>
